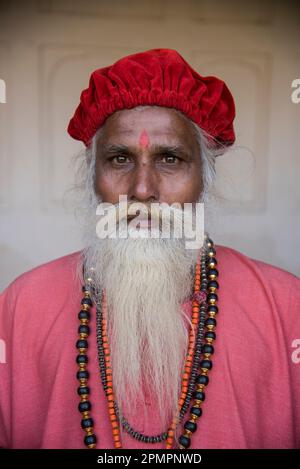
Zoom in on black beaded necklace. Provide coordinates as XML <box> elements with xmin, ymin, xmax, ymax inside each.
<box><xmin>76</xmin><ymin>236</ymin><xmax>219</xmax><ymax>449</ymax></box>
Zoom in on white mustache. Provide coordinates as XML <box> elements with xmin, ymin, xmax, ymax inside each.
<box><xmin>101</xmin><ymin>202</ymin><xmax>187</xmax><ymax>227</ymax></box>
<box><xmin>95</xmin><ymin>199</ymin><xmax>204</xmax><ymax>247</ymax></box>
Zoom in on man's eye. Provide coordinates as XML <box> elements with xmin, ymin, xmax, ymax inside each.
<box><xmin>110</xmin><ymin>155</ymin><xmax>130</xmax><ymax>164</ymax></box>
<box><xmin>161</xmin><ymin>155</ymin><xmax>180</xmax><ymax>164</ymax></box>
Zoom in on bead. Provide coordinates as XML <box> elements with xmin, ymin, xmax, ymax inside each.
<box><xmin>84</xmin><ymin>434</ymin><xmax>97</xmax><ymax>446</ymax></box>
<box><xmin>207</xmin><ymin>280</ymin><xmax>219</xmax><ymax>290</ymax></box>
<box><xmin>78</xmin><ymin>401</ymin><xmax>91</xmax><ymax>412</ymax></box>
<box><xmin>78</xmin><ymin>310</ymin><xmax>90</xmax><ymax>320</ymax></box>
<box><xmin>85</xmin><ymin>276</ymin><xmax>94</xmax><ymax>284</ymax></box>
<box><xmin>202</xmin><ymin>344</ymin><xmax>214</xmax><ymax>355</ymax></box>
<box><xmin>81</xmin><ymin>298</ymin><xmax>93</xmax><ymax>306</ymax></box>
<box><xmin>200</xmin><ymin>359</ymin><xmax>213</xmax><ymax>370</ymax></box>
<box><xmin>196</xmin><ymin>374</ymin><xmax>209</xmax><ymax>386</ymax></box>
<box><xmin>205</xmin><ymin>317</ymin><xmax>217</xmax><ymax>328</ymax></box>
<box><xmin>193</xmin><ymin>391</ymin><xmax>205</xmax><ymax>402</ymax></box>
<box><xmin>190</xmin><ymin>406</ymin><xmax>202</xmax><ymax>418</ymax></box>
<box><xmin>81</xmin><ymin>418</ymin><xmax>94</xmax><ymax>429</ymax></box>
<box><xmin>208</xmin><ymin>257</ymin><xmax>217</xmax><ymax>267</ymax></box>
<box><xmin>178</xmin><ymin>435</ymin><xmax>191</xmax><ymax>449</ymax></box>
<box><xmin>205</xmin><ymin>318</ymin><xmax>217</xmax><ymax>328</ymax></box>
<box><xmin>205</xmin><ymin>237</ymin><xmax>213</xmax><ymax>246</ymax></box>
<box><xmin>78</xmin><ymin>325</ymin><xmax>90</xmax><ymax>335</ymax></box>
<box><xmin>207</xmin><ymin>293</ymin><xmax>218</xmax><ymax>304</ymax></box>
<box><xmin>205</xmin><ymin>331</ymin><xmax>216</xmax><ymax>341</ymax></box>
<box><xmin>76</xmin><ymin>354</ymin><xmax>88</xmax><ymax>364</ymax></box>
<box><xmin>77</xmin><ymin>370</ymin><xmax>89</xmax><ymax>380</ymax></box>
<box><xmin>76</xmin><ymin>339</ymin><xmax>88</xmax><ymax>350</ymax></box>
<box><xmin>208</xmin><ymin>268</ymin><xmax>219</xmax><ymax>278</ymax></box>
<box><xmin>207</xmin><ymin>305</ymin><xmax>218</xmax><ymax>314</ymax></box>
<box><xmin>77</xmin><ymin>386</ymin><xmax>90</xmax><ymax>396</ymax></box>
<box><xmin>184</xmin><ymin>421</ymin><xmax>197</xmax><ymax>433</ymax></box>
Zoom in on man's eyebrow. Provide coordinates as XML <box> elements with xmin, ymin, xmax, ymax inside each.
<box><xmin>151</xmin><ymin>144</ymin><xmax>190</xmax><ymax>158</ymax></box>
<box><xmin>101</xmin><ymin>144</ymin><xmax>131</xmax><ymax>155</ymax></box>
<box><xmin>100</xmin><ymin>143</ymin><xmax>191</xmax><ymax>158</ymax></box>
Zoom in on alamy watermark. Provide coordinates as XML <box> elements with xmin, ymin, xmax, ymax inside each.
<box><xmin>0</xmin><ymin>339</ymin><xmax>6</xmax><ymax>364</ymax></box>
<box><xmin>0</xmin><ymin>78</ymin><xmax>6</xmax><ymax>103</ymax></box>
<box><xmin>291</xmin><ymin>339</ymin><xmax>300</xmax><ymax>364</ymax></box>
<box><xmin>95</xmin><ymin>195</ymin><xmax>205</xmax><ymax>249</ymax></box>
<box><xmin>291</xmin><ymin>79</ymin><xmax>300</xmax><ymax>104</ymax></box>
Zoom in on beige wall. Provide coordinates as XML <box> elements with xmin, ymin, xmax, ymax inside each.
<box><xmin>0</xmin><ymin>0</ymin><xmax>299</xmax><ymax>291</ymax></box>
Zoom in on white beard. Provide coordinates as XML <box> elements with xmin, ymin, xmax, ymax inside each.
<box><xmin>81</xmin><ymin>198</ymin><xmax>201</xmax><ymax>438</ymax></box>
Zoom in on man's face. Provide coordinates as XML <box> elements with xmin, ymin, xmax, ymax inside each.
<box><xmin>94</xmin><ymin>106</ymin><xmax>203</xmax><ymax>206</ymax></box>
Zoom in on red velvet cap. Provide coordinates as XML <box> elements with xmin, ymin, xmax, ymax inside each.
<box><xmin>68</xmin><ymin>48</ymin><xmax>235</xmax><ymax>148</ymax></box>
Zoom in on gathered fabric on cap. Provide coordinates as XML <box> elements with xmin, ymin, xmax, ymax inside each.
<box><xmin>68</xmin><ymin>48</ymin><xmax>236</xmax><ymax>149</ymax></box>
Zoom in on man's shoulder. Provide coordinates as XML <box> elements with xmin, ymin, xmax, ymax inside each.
<box><xmin>216</xmin><ymin>243</ymin><xmax>300</xmax><ymax>294</ymax></box>
<box><xmin>217</xmin><ymin>243</ymin><xmax>299</xmax><ymax>277</ymax></box>
<box><xmin>215</xmin><ymin>245</ymin><xmax>300</xmax><ymax>349</ymax></box>
<box><xmin>1</xmin><ymin>251</ymin><xmax>83</xmax><ymax>299</ymax></box>
<box><xmin>0</xmin><ymin>252</ymin><xmax>84</xmax><ymax>339</ymax></box>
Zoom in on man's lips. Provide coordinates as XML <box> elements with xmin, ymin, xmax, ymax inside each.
<box><xmin>127</xmin><ymin>214</ymin><xmax>151</xmax><ymax>222</ymax></box>
<box><xmin>126</xmin><ymin>214</ymin><xmax>160</xmax><ymax>228</ymax></box>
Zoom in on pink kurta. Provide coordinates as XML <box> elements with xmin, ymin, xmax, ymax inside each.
<box><xmin>0</xmin><ymin>245</ymin><xmax>300</xmax><ymax>449</ymax></box>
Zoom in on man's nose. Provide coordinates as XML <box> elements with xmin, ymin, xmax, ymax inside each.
<box><xmin>128</xmin><ymin>163</ymin><xmax>159</xmax><ymax>203</ymax></box>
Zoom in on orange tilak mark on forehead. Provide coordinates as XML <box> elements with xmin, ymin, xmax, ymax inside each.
<box><xmin>139</xmin><ymin>129</ymin><xmax>150</xmax><ymax>149</ymax></box>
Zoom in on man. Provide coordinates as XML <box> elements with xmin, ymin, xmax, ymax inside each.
<box><xmin>0</xmin><ymin>49</ymin><xmax>299</xmax><ymax>449</ymax></box>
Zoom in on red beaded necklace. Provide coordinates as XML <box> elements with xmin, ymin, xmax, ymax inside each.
<box><xmin>76</xmin><ymin>237</ymin><xmax>219</xmax><ymax>449</ymax></box>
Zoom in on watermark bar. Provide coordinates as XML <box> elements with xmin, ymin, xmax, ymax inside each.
<box><xmin>0</xmin><ymin>449</ymin><xmax>299</xmax><ymax>466</ymax></box>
